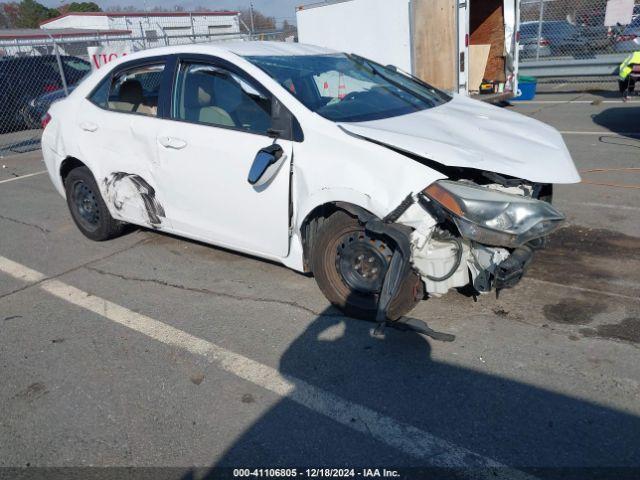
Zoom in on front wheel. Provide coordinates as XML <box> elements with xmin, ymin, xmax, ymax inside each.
<box><xmin>311</xmin><ymin>211</ymin><xmax>423</xmax><ymax>321</ymax></box>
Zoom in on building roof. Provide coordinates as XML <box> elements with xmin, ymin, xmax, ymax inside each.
<box><xmin>0</xmin><ymin>28</ymin><xmax>131</xmax><ymax>40</ymax></box>
<box><xmin>40</xmin><ymin>10</ymin><xmax>239</xmax><ymax>27</ymax></box>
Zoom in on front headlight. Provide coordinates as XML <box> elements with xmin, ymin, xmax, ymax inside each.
<box><xmin>423</xmin><ymin>180</ymin><xmax>565</xmax><ymax>247</ymax></box>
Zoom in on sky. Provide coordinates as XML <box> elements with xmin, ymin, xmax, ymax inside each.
<box><xmin>38</xmin><ymin>0</ymin><xmax>313</xmax><ymax>24</ymax></box>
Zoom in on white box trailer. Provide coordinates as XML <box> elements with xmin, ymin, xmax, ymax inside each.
<box><xmin>296</xmin><ymin>0</ymin><xmax>520</xmax><ymax>100</ymax></box>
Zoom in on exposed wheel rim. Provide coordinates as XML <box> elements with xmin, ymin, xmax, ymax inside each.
<box><xmin>71</xmin><ymin>180</ymin><xmax>100</xmax><ymax>231</ymax></box>
<box><xmin>335</xmin><ymin>231</ymin><xmax>392</xmax><ymax>294</ymax></box>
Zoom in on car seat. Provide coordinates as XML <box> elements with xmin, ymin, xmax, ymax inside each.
<box><xmin>109</xmin><ymin>79</ymin><xmax>156</xmax><ymax>116</ymax></box>
<box><xmin>183</xmin><ymin>73</ymin><xmax>235</xmax><ymax>127</ymax></box>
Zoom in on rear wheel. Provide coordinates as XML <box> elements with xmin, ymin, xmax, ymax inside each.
<box><xmin>311</xmin><ymin>211</ymin><xmax>423</xmax><ymax>321</ymax></box>
<box><xmin>64</xmin><ymin>166</ymin><xmax>125</xmax><ymax>241</ymax></box>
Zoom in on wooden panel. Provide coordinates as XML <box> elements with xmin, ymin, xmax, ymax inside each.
<box><xmin>469</xmin><ymin>44</ymin><xmax>490</xmax><ymax>92</ymax></box>
<box><xmin>469</xmin><ymin>0</ymin><xmax>506</xmax><ymax>82</ymax></box>
<box><xmin>412</xmin><ymin>0</ymin><xmax>457</xmax><ymax>91</ymax></box>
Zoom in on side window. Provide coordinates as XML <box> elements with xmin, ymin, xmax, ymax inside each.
<box><xmin>89</xmin><ymin>75</ymin><xmax>111</xmax><ymax>108</ymax></box>
<box><xmin>94</xmin><ymin>63</ymin><xmax>165</xmax><ymax>117</ymax></box>
<box><xmin>173</xmin><ymin>62</ymin><xmax>272</xmax><ymax>135</ymax></box>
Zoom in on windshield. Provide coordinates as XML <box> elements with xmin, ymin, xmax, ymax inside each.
<box><xmin>245</xmin><ymin>53</ymin><xmax>451</xmax><ymax>122</ymax></box>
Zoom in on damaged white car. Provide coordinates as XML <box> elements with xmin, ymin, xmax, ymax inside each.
<box><xmin>41</xmin><ymin>42</ymin><xmax>580</xmax><ymax>331</ymax></box>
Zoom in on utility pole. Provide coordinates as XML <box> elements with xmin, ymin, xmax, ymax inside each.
<box><xmin>249</xmin><ymin>1</ymin><xmax>256</xmax><ymax>37</ymax></box>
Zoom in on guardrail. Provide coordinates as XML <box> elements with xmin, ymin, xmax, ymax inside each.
<box><xmin>520</xmin><ymin>54</ymin><xmax>627</xmax><ymax>78</ymax></box>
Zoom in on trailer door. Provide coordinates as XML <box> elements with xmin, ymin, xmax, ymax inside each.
<box><xmin>503</xmin><ymin>0</ymin><xmax>519</xmax><ymax>95</ymax></box>
<box><xmin>458</xmin><ymin>0</ymin><xmax>469</xmax><ymax>94</ymax></box>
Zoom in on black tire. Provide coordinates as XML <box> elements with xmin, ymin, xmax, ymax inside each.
<box><xmin>64</xmin><ymin>166</ymin><xmax>125</xmax><ymax>241</ymax></box>
<box><xmin>311</xmin><ymin>211</ymin><xmax>423</xmax><ymax>321</ymax></box>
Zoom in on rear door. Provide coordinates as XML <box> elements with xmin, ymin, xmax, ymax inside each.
<box><xmin>77</xmin><ymin>56</ymin><xmax>173</xmax><ymax>229</ymax></box>
<box><xmin>154</xmin><ymin>55</ymin><xmax>296</xmax><ymax>258</ymax></box>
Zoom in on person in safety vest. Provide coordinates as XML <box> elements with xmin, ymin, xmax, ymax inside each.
<box><xmin>619</xmin><ymin>50</ymin><xmax>640</xmax><ymax>102</ymax></box>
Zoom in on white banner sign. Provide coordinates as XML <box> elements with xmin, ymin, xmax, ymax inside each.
<box><xmin>604</xmin><ymin>0</ymin><xmax>635</xmax><ymax>27</ymax></box>
<box><xmin>87</xmin><ymin>46</ymin><xmax>131</xmax><ymax>70</ymax></box>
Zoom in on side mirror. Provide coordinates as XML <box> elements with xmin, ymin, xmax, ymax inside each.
<box><xmin>247</xmin><ymin>144</ymin><xmax>285</xmax><ymax>187</ymax></box>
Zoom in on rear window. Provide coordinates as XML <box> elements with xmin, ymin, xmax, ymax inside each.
<box><xmin>89</xmin><ymin>63</ymin><xmax>165</xmax><ymax>117</ymax></box>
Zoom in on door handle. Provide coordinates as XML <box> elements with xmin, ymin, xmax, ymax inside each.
<box><xmin>80</xmin><ymin>122</ymin><xmax>98</xmax><ymax>132</ymax></box>
<box><xmin>159</xmin><ymin>136</ymin><xmax>187</xmax><ymax>150</ymax></box>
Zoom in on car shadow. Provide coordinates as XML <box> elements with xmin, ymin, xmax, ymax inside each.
<box><xmin>592</xmin><ymin>106</ymin><xmax>640</xmax><ymax>139</ymax></box>
<box><xmin>177</xmin><ymin>299</ymin><xmax>640</xmax><ymax>480</ymax></box>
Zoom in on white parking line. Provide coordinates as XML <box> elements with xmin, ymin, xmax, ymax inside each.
<box><xmin>559</xmin><ymin>131</ymin><xmax>640</xmax><ymax>136</ymax></box>
<box><xmin>0</xmin><ymin>255</ymin><xmax>532</xmax><ymax>478</ymax></box>
<box><xmin>517</xmin><ymin>100</ymin><xmax>639</xmax><ymax>104</ymax></box>
<box><xmin>559</xmin><ymin>201</ymin><xmax>640</xmax><ymax>213</ymax></box>
<box><xmin>0</xmin><ymin>256</ymin><xmax>47</xmax><ymax>283</ymax></box>
<box><xmin>0</xmin><ymin>170</ymin><xmax>47</xmax><ymax>185</ymax></box>
<box><xmin>528</xmin><ymin>278</ymin><xmax>640</xmax><ymax>303</ymax></box>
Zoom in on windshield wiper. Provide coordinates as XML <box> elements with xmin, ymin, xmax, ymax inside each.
<box><xmin>347</xmin><ymin>54</ymin><xmax>436</xmax><ymax>108</ymax></box>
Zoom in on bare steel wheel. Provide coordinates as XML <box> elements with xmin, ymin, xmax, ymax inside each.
<box><xmin>312</xmin><ymin>211</ymin><xmax>423</xmax><ymax>321</ymax></box>
<box><xmin>336</xmin><ymin>231</ymin><xmax>393</xmax><ymax>294</ymax></box>
<box><xmin>64</xmin><ymin>166</ymin><xmax>125</xmax><ymax>242</ymax></box>
<box><xmin>71</xmin><ymin>180</ymin><xmax>101</xmax><ymax>232</ymax></box>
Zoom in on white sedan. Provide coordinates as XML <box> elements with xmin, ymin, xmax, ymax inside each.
<box><xmin>41</xmin><ymin>42</ymin><xmax>580</xmax><ymax>326</ymax></box>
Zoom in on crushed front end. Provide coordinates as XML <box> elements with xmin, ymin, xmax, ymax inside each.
<box><xmin>396</xmin><ymin>178</ymin><xmax>564</xmax><ymax>298</ymax></box>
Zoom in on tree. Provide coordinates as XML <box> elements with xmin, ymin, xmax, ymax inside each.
<box><xmin>0</xmin><ymin>2</ymin><xmax>20</xmax><ymax>28</ymax></box>
<box><xmin>59</xmin><ymin>2</ymin><xmax>101</xmax><ymax>14</ymax></box>
<box><xmin>14</xmin><ymin>0</ymin><xmax>59</xmax><ymax>28</ymax></box>
<box><xmin>238</xmin><ymin>7</ymin><xmax>276</xmax><ymax>33</ymax></box>
<box><xmin>282</xmin><ymin>19</ymin><xmax>297</xmax><ymax>35</ymax></box>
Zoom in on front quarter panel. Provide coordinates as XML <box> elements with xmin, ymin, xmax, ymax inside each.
<box><xmin>293</xmin><ymin>118</ymin><xmax>445</xmax><ymax>229</ymax></box>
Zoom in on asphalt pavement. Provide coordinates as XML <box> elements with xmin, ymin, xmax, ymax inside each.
<box><xmin>1</xmin><ymin>92</ymin><xmax>639</xmax><ymax>479</ymax></box>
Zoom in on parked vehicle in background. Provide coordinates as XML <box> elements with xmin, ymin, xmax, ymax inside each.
<box><xmin>576</xmin><ymin>12</ymin><xmax>615</xmax><ymax>52</ymax></box>
<box><xmin>41</xmin><ymin>43</ymin><xmax>580</xmax><ymax>324</ymax></box>
<box><xmin>519</xmin><ymin>22</ymin><xmax>552</xmax><ymax>58</ymax></box>
<box><xmin>615</xmin><ymin>16</ymin><xmax>640</xmax><ymax>53</ymax></box>
<box><xmin>21</xmin><ymin>86</ymin><xmax>77</xmax><ymax>130</ymax></box>
<box><xmin>0</xmin><ymin>55</ymin><xmax>90</xmax><ymax>132</ymax></box>
<box><xmin>521</xmin><ymin>21</ymin><xmax>590</xmax><ymax>58</ymax></box>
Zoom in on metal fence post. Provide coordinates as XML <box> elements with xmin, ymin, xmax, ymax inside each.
<box><xmin>249</xmin><ymin>1</ymin><xmax>256</xmax><ymax>37</ymax></box>
<box><xmin>535</xmin><ymin>0</ymin><xmax>545</xmax><ymax>61</ymax></box>
<box><xmin>49</xmin><ymin>35</ymin><xmax>69</xmax><ymax>97</ymax></box>
<box><xmin>139</xmin><ymin>22</ymin><xmax>147</xmax><ymax>49</ymax></box>
<box><xmin>190</xmin><ymin>13</ymin><xmax>196</xmax><ymax>43</ymax></box>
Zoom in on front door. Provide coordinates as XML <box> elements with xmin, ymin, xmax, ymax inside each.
<box><xmin>155</xmin><ymin>59</ymin><xmax>293</xmax><ymax>258</ymax></box>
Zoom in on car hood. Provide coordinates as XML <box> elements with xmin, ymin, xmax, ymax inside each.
<box><xmin>338</xmin><ymin>94</ymin><xmax>581</xmax><ymax>184</ymax></box>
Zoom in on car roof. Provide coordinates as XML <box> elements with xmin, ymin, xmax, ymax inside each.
<box><xmin>222</xmin><ymin>41</ymin><xmax>337</xmax><ymax>56</ymax></box>
<box><xmin>112</xmin><ymin>41</ymin><xmax>338</xmax><ymax>62</ymax></box>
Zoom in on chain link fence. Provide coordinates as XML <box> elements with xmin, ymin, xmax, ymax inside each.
<box><xmin>0</xmin><ymin>25</ymin><xmax>288</xmax><ymax>158</ymax></box>
<box><xmin>520</xmin><ymin>0</ymin><xmax>640</xmax><ymax>91</ymax></box>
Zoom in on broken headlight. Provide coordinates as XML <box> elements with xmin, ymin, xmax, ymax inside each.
<box><xmin>422</xmin><ymin>180</ymin><xmax>565</xmax><ymax>247</ymax></box>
